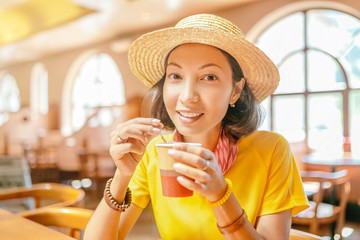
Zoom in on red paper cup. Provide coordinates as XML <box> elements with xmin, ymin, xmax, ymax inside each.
<box><xmin>156</xmin><ymin>143</ymin><xmax>201</xmax><ymax>197</ymax></box>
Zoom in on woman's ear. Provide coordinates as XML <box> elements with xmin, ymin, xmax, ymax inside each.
<box><xmin>230</xmin><ymin>78</ymin><xmax>245</xmax><ymax>105</ymax></box>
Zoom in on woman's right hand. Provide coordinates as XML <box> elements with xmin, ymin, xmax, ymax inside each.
<box><xmin>110</xmin><ymin>118</ymin><xmax>163</xmax><ymax>177</ymax></box>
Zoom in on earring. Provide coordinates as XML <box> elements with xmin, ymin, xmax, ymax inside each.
<box><xmin>230</xmin><ymin>103</ymin><xmax>235</xmax><ymax>108</ymax></box>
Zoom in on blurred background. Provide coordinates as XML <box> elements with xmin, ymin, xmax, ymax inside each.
<box><xmin>0</xmin><ymin>0</ymin><xmax>359</xmax><ymax>239</ymax></box>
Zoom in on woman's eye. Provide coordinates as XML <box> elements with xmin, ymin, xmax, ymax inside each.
<box><xmin>167</xmin><ymin>73</ymin><xmax>181</xmax><ymax>80</ymax></box>
<box><xmin>203</xmin><ymin>75</ymin><xmax>218</xmax><ymax>81</ymax></box>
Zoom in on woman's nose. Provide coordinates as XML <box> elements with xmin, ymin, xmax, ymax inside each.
<box><xmin>178</xmin><ymin>79</ymin><xmax>199</xmax><ymax>104</ymax></box>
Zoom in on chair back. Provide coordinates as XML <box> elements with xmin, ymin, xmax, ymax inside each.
<box><xmin>21</xmin><ymin>207</ymin><xmax>93</xmax><ymax>239</ymax></box>
<box><xmin>293</xmin><ymin>170</ymin><xmax>351</xmax><ymax>238</ymax></box>
<box><xmin>0</xmin><ymin>183</ymin><xmax>85</xmax><ymax>210</ymax></box>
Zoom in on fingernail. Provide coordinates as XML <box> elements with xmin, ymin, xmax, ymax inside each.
<box><xmin>173</xmin><ymin>163</ymin><xmax>181</xmax><ymax>170</ymax></box>
<box><xmin>152</xmin><ymin>128</ymin><xmax>161</xmax><ymax>132</ymax></box>
<box><xmin>152</xmin><ymin>119</ymin><xmax>161</xmax><ymax>123</ymax></box>
<box><xmin>177</xmin><ymin>176</ymin><xmax>184</xmax><ymax>182</ymax></box>
<box><xmin>168</xmin><ymin>149</ymin><xmax>175</xmax><ymax>155</ymax></box>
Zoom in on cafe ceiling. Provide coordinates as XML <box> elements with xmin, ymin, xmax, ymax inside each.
<box><xmin>0</xmin><ymin>0</ymin><xmax>259</xmax><ymax>69</ymax></box>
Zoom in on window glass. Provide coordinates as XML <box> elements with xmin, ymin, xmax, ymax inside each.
<box><xmin>349</xmin><ymin>90</ymin><xmax>360</xmax><ymax>155</ymax></box>
<box><xmin>256</xmin><ymin>12</ymin><xmax>304</xmax><ymax>65</ymax></box>
<box><xmin>72</xmin><ymin>106</ymin><xmax>87</xmax><ymax>131</ymax></box>
<box><xmin>341</xmin><ymin>37</ymin><xmax>360</xmax><ymax>88</ymax></box>
<box><xmin>31</xmin><ymin>63</ymin><xmax>48</xmax><ymax>115</ymax></box>
<box><xmin>39</xmin><ymin>70</ymin><xmax>48</xmax><ymax>115</ymax></box>
<box><xmin>308</xmin><ymin>93</ymin><xmax>343</xmax><ymax>153</ymax></box>
<box><xmin>307</xmin><ymin>50</ymin><xmax>346</xmax><ymax>91</ymax></box>
<box><xmin>97</xmin><ymin>108</ymin><xmax>113</xmax><ymax>127</ymax></box>
<box><xmin>0</xmin><ymin>113</ymin><xmax>9</xmax><ymax>126</ymax></box>
<box><xmin>307</xmin><ymin>10</ymin><xmax>360</xmax><ymax>57</ymax></box>
<box><xmin>72</xmin><ymin>54</ymin><xmax>125</xmax><ymax>132</ymax></box>
<box><xmin>0</xmin><ymin>73</ymin><xmax>20</xmax><ymax>126</ymax></box>
<box><xmin>276</xmin><ymin>51</ymin><xmax>305</xmax><ymax>94</ymax></box>
<box><xmin>0</xmin><ymin>73</ymin><xmax>20</xmax><ymax>112</ymax></box>
<box><xmin>254</xmin><ymin>8</ymin><xmax>359</xmax><ymax>154</ymax></box>
<box><xmin>258</xmin><ymin>97</ymin><xmax>270</xmax><ymax>131</ymax></box>
<box><xmin>273</xmin><ymin>95</ymin><xmax>305</xmax><ymax>142</ymax></box>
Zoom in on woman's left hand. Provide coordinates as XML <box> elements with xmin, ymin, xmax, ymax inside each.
<box><xmin>169</xmin><ymin>143</ymin><xmax>227</xmax><ymax>202</ymax></box>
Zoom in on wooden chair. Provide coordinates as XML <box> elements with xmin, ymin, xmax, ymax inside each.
<box><xmin>21</xmin><ymin>207</ymin><xmax>93</xmax><ymax>239</ymax></box>
<box><xmin>290</xmin><ymin>229</ymin><xmax>322</xmax><ymax>240</ymax></box>
<box><xmin>292</xmin><ymin>170</ymin><xmax>351</xmax><ymax>239</ymax></box>
<box><xmin>0</xmin><ymin>183</ymin><xmax>85</xmax><ymax>212</ymax></box>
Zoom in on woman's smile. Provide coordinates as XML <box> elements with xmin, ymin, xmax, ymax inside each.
<box><xmin>177</xmin><ymin>110</ymin><xmax>204</xmax><ymax>123</ymax></box>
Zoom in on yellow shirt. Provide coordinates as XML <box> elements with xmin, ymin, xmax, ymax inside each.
<box><xmin>129</xmin><ymin>131</ymin><xmax>309</xmax><ymax>240</ymax></box>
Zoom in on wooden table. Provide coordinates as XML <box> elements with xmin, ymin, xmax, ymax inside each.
<box><xmin>301</xmin><ymin>152</ymin><xmax>359</xmax><ymax>202</ymax></box>
<box><xmin>0</xmin><ymin>208</ymin><xmax>75</xmax><ymax>240</ymax></box>
<box><xmin>302</xmin><ymin>152</ymin><xmax>360</xmax><ymax>172</ymax></box>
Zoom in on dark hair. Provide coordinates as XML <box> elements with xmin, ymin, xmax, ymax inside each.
<box><xmin>141</xmin><ymin>48</ymin><xmax>263</xmax><ymax>142</ymax></box>
<box><xmin>220</xmin><ymin>50</ymin><xmax>263</xmax><ymax>142</ymax></box>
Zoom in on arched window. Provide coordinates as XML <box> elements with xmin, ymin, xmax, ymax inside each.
<box><xmin>62</xmin><ymin>52</ymin><xmax>125</xmax><ymax>135</ymax></box>
<box><xmin>31</xmin><ymin>63</ymin><xmax>48</xmax><ymax>115</ymax></box>
<box><xmin>0</xmin><ymin>72</ymin><xmax>20</xmax><ymax>126</ymax></box>
<box><xmin>255</xmin><ymin>9</ymin><xmax>360</xmax><ymax>154</ymax></box>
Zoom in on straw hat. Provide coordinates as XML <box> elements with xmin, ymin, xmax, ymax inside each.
<box><xmin>128</xmin><ymin>14</ymin><xmax>279</xmax><ymax>103</ymax></box>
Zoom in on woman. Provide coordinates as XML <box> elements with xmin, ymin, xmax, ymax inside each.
<box><xmin>85</xmin><ymin>14</ymin><xmax>308</xmax><ymax>240</ymax></box>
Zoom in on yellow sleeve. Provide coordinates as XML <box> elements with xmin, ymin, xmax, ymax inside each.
<box><xmin>128</xmin><ymin>149</ymin><xmax>151</xmax><ymax>209</ymax></box>
<box><xmin>259</xmin><ymin>136</ymin><xmax>309</xmax><ymax>216</ymax></box>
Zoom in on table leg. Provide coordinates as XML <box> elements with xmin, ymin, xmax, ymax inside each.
<box><xmin>330</xmin><ymin>166</ymin><xmax>336</xmax><ymax>240</ymax></box>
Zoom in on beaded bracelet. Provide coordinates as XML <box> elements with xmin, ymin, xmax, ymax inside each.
<box><xmin>103</xmin><ymin>178</ymin><xmax>132</xmax><ymax>212</ymax></box>
<box><xmin>217</xmin><ymin>209</ymin><xmax>247</xmax><ymax>235</ymax></box>
<box><xmin>209</xmin><ymin>178</ymin><xmax>233</xmax><ymax>208</ymax></box>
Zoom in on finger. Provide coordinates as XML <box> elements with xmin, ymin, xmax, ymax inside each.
<box><xmin>111</xmin><ymin>125</ymin><xmax>161</xmax><ymax>145</ymax></box>
<box><xmin>122</xmin><ymin>118</ymin><xmax>162</xmax><ymax>129</ymax></box>
<box><xmin>111</xmin><ymin>117</ymin><xmax>162</xmax><ymax>141</ymax></box>
<box><xmin>173</xmin><ymin>162</ymin><xmax>209</xmax><ymax>183</ymax></box>
<box><xmin>110</xmin><ymin>129</ymin><xmax>145</xmax><ymax>145</ymax></box>
<box><xmin>112</xmin><ymin>123</ymin><xmax>160</xmax><ymax>140</ymax></box>
<box><xmin>168</xmin><ymin>148</ymin><xmax>209</xmax><ymax>170</ymax></box>
<box><xmin>123</xmin><ymin>124</ymin><xmax>161</xmax><ymax>140</ymax></box>
<box><xmin>109</xmin><ymin>141</ymin><xmax>145</xmax><ymax>160</ymax></box>
<box><xmin>173</xmin><ymin>143</ymin><xmax>213</xmax><ymax>160</ymax></box>
<box><xmin>177</xmin><ymin>175</ymin><xmax>207</xmax><ymax>194</ymax></box>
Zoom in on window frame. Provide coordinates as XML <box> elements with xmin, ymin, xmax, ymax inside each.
<box><xmin>250</xmin><ymin>7</ymin><xmax>360</xmax><ymax>150</ymax></box>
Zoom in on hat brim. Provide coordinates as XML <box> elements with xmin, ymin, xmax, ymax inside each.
<box><xmin>128</xmin><ymin>27</ymin><xmax>279</xmax><ymax>103</ymax></box>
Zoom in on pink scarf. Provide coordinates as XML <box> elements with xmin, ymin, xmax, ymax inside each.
<box><xmin>173</xmin><ymin>131</ymin><xmax>238</xmax><ymax>175</ymax></box>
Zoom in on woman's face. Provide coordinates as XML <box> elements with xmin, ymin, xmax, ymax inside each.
<box><xmin>163</xmin><ymin>43</ymin><xmax>242</xmax><ymax>139</ymax></box>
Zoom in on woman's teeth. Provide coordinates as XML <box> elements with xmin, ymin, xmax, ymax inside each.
<box><xmin>179</xmin><ymin>112</ymin><xmax>202</xmax><ymax>118</ymax></box>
